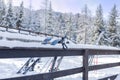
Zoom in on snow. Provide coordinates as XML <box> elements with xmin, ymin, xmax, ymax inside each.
<box><xmin>0</xmin><ymin>57</ymin><xmax>119</xmax><ymax>80</ymax></box>
<box><xmin>115</xmin><ymin>74</ymin><xmax>120</xmax><ymax>80</ymax></box>
<box><xmin>0</xmin><ymin>27</ymin><xmax>120</xmax><ymax>80</ymax></box>
<box><xmin>0</xmin><ymin>0</ymin><xmax>119</xmax><ymax>79</ymax></box>
<box><xmin>0</xmin><ymin>29</ymin><xmax>45</xmax><ymax>41</ymax></box>
<box><xmin>0</xmin><ymin>27</ymin><xmax>119</xmax><ymax>51</ymax></box>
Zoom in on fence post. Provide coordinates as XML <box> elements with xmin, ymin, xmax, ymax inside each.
<box><xmin>18</xmin><ymin>28</ymin><xmax>20</xmax><ymax>33</ymax></box>
<box><xmin>83</xmin><ymin>50</ymin><xmax>89</xmax><ymax>80</ymax></box>
<box><xmin>6</xmin><ymin>26</ymin><xmax>8</xmax><ymax>31</ymax></box>
<box><xmin>29</xmin><ymin>30</ymin><xmax>31</xmax><ymax>35</ymax></box>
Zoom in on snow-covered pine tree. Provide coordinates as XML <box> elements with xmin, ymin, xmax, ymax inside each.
<box><xmin>56</xmin><ymin>14</ymin><xmax>66</xmax><ymax>36</ymax></box>
<box><xmin>75</xmin><ymin>13</ymin><xmax>83</xmax><ymax>43</ymax></box>
<box><xmin>78</xmin><ymin>4</ymin><xmax>92</xmax><ymax>44</ymax></box>
<box><xmin>46</xmin><ymin>1</ymin><xmax>54</xmax><ymax>34</ymax></box>
<box><xmin>108</xmin><ymin>4</ymin><xmax>118</xmax><ymax>33</ymax></box>
<box><xmin>6</xmin><ymin>0</ymin><xmax>14</xmax><ymax>28</ymax></box>
<box><xmin>34</xmin><ymin>12</ymin><xmax>41</xmax><ymax>32</ymax></box>
<box><xmin>100</xmin><ymin>4</ymin><xmax>120</xmax><ymax>47</ymax></box>
<box><xmin>81</xmin><ymin>4</ymin><xmax>92</xmax><ymax>26</ymax></box>
<box><xmin>16</xmin><ymin>1</ymin><xmax>24</xmax><ymax>29</ymax></box>
<box><xmin>61</xmin><ymin>13</ymin><xmax>69</xmax><ymax>36</ymax></box>
<box><xmin>0</xmin><ymin>0</ymin><xmax>2</xmax><ymax>24</ymax></box>
<box><xmin>71</xmin><ymin>13</ymin><xmax>81</xmax><ymax>42</ymax></box>
<box><xmin>108</xmin><ymin>4</ymin><xmax>120</xmax><ymax>47</ymax></box>
<box><xmin>0</xmin><ymin>0</ymin><xmax>6</xmax><ymax>26</ymax></box>
<box><xmin>74</xmin><ymin>13</ymin><xmax>80</xmax><ymax>30</ymax></box>
<box><xmin>28</xmin><ymin>0</ymin><xmax>32</xmax><ymax>30</ymax></box>
<box><xmin>93</xmin><ymin>4</ymin><xmax>104</xmax><ymax>44</ymax></box>
<box><xmin>94</xmin><ymin>4</ymin><xmax>104</xmax><ymax>33</ymax></box>
<box><xmin>65</xmin><ymin>13</ymin><xmax>73</xmax><ymax>40</ymax></box>
<box><xmin>68</xmin><ymin>14</ymin><xmax>73</xmax><ymax>40</ymax></box>
<box><xmin>81</xmin><ymin>4</ymin><xmax>89</xmax><ymax>20</ymax></box>
<box><xmin>43</xmin><ymin>0</ymin><xmax>49</xmax><ymax>33</ymax></box>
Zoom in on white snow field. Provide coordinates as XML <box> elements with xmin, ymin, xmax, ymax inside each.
<box><xmin>0</xmin><ymin>27</ymin><xmax>120</xmax><ymax>80</ymax></box>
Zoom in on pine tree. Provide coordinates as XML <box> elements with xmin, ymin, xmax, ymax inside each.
<box><xmin>108</xmin><ymin>4</ymin><xmax>120</xmax><ymax>47</ymax></box>
<box><xmin>43</xmin><ymin>0</ymin><xmax>49</xmax><ymax>33</ymax></box>
<box><xmin>82</xmin><ymin>4</ymin><xmax>89</xmax><ymax>19</ymax></box>
<box><xmin>94</xmin><ymin>4</ymin><xmax>104</xmax><ymax>34</ymax></box>
<box><xmin>68</xmin><ymin>14</ymin><xmax>73</xmax><ymax>39</ymax></box>
<box><xmin>0</xmin><ymin>0</ymin><xmax>6</xmax><ymax>26</ymax></box>
<box><xmin>75</xmin><ymin>13</ymin><xmax>80</xmax><ymax>29</ymax></box>
<box><xmin>46</xmin><ymin>1</ymin><xmax>54</xmax><ymax>34</ymax></box>
<box><xmin>93</xmin><ymin>4</ymin><xmax>104</xmax><ymax>45</ymax></box>
<box><xmin>80</xmin><ymin>4</ymin><xmax>92</xmax><ymax>44</ymax></box>
<box><xmin>81</xmin><ymin>4</ymin><xmax>91</xmax><ymax>26</ymax></box>
<box><xmin>16</xmin><ymin>1</ymin><xmax>24</xmax><ymax>29</ymax></box>
<box><xmin>28</xmin><ymin>0</ymin><xmax>32</xmax><ymax>30</ymax></box>
<box><xmin>6</xmin><ymin>0</ymin><xmax>14</xmax><ymax>28</ymax></box>
<box><xmin>75</xmin><ymin>13</ymin><xmax>82</xmax><ymax>43</ymax></box>
<box><xmin>108</xmin><ymin>4</ymin><xmax>118</xmax><ymax>33</ymax></box>
<box><xmin>56</xmin><ymin>14</ymin><xmax>65</xmax><ymax>36</ymax></box>
<box><xmin>0</xmin><ymin>0</ymin><xmax>3</xmax><ymax>20</ymax></box>
<box><xmin>63</xmin><ymin>13</ymin><xmax>74</xmax><ymax>40</ymax></box>
<box><xmin>100</xmin><ymin>4</ymin><xmax>120</xmax><ymax>47</ymax></box>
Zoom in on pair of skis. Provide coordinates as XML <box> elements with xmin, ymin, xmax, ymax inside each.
<box><xmin>48</xmin><ymin>36</ymin><xmax>68</xmax><ymax>80</ymax></box>
<box><xmin>17</xmin><ymin>36</ymin><xmax>68</xmax><ymax>74</ymax></box>
<box><xmin>17</xmin><ymin>57</ymin><xmax>41</xmax><ymax>74</ymax></box>
<box><xmin>49</xmin><ymin>36</ymin><xmax>68</xmax><ymax>71</ymax></box>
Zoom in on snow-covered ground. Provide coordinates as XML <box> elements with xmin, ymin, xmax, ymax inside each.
<box><xmin>0</xmin><ymin>27</ymin><xmax>120</xmax><ymax>80</ymax></box>
<box><xmin>0</xmin><ymin>27</ymin><xmax>119</xmax><ymax>50</ymax></box>
<box><xmin>115</xmin><ymin>74</ymin><xmax>120</xmax><ymax>80</ymax></box>
<box><xmin>0</xmin><ymin>57</ymin><xmax>120</xmax><ymax>80</ymax></box>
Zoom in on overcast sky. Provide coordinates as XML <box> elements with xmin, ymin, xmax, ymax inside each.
<box><xmin>5</xmin><ymin>0</ymin><xmax>120</xmax><ymax>16</ymax></box>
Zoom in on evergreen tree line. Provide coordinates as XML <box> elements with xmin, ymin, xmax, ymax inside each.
<box><xmin>94</xmin><ymin>4</ymin><xmax>120</xmax><ymax>47</ymax></box>
<box><xmin>0</xmin><ymin>0</ymin><xmax>23</xmax><ymax>29</ymax></box>
<box><xmin>0</xmin><ymin>0</ymin><xmax>119</xmax><ymax>47</ymax></box>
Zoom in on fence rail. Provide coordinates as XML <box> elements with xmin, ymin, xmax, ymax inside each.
<box><xmin>0</xmin><ymin>25</ymin><xmax>78</xmax><ymax>44</ymax></box>
<box><xmin>0</xmin><ymin>47</ymin><xmax>120</xmax><ymax>80</ymax></box>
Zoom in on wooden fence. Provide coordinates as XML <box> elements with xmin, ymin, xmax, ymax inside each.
<box><xmin>0</xmin><ymin>26</ymin><xmax>62</xmax><ymax>37</ymax></box>
<box><xmin>0</xmin><ymin>47</ymin><xmax>119</xmax><ymax>80</ymax></box>
<box><xmin>0</xmin><ymin>26</ymin><xmax>78</xmax><ymax>44</ymax></box>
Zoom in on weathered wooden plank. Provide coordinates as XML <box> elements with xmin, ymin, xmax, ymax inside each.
<box><xmin>88</xmin><ymin>49</ymin><xmax>120</xmax><ymax>55</ymax></box>
<box><xmin>89</xmin><ymin>62</ymin><xmax>120</xmax><ymax>71</ymax></box>
<box><xmin>2</xmin><ymin>67</ymin><xmax>83</xmax><ymax>80</ymax></box>
<box><xmin>83</xmin><ymin>50</ymin><xmax>89</xmax><ymax>80</ymax></box>
<box><xmin>0</xmin><ymin>48</ymin><xmax>84</xmax><ymax>58</ymax></box>
<box><xmin>98</xmin><ymin>74</ymin><xmax>118</xmax><ymax>80</ymax></box>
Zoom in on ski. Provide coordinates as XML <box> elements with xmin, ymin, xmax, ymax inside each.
<box><xmin>17</xmin><ymin>57</ymin><xmax>41</xmax><ymax>74</ymax></box>
<box><xmin>17</xmin><ymin>57</ymin><xmax>34</xmax><ymax>74</ymax></box>
<box><xmin>42</xmin><ymin>37</ymin><xmax>52</xmax><ymax>44</ymax></box>
<box><xmin>23</xmin><ymin>58</ymin><xmax>41</xmax><ymax>74</ymax></box>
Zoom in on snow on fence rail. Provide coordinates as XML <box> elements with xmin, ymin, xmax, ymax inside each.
<box><xmin>0</xmin><ymin>47</ymin><xmax>120</xmax><ymax>80</ymax></box>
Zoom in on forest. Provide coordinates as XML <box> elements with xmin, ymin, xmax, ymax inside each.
<box><xmin>0</xmin><ymin>0</ymin><xmax>120</xmax><ymax>47</ymax></box>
